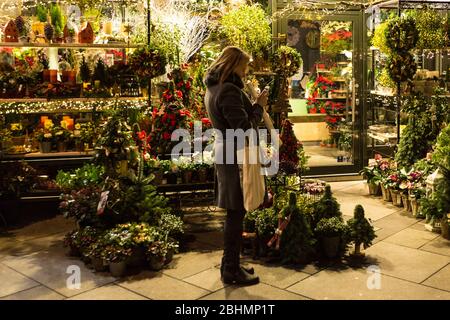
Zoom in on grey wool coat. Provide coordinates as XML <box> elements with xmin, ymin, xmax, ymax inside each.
<box><xmin>204</xmin><ymin>72</ymin><xmax>264</xmax><ymax>211</ymax></box>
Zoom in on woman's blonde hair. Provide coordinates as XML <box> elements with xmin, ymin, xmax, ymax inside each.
<box><xmin>207</xmin><ymin>46</ymin><xmax>251</xmax><ymax>84</ymax></box>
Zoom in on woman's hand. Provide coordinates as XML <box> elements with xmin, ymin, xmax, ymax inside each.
<box><xmin>256</xmin><ymin>89</ymin><xmax>269</xmax><ymax>110</ymax></box>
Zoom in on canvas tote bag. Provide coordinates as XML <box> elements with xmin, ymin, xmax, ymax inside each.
<box><xmin>240</xmin><ymin>134</ymin><xmax>265</xmax><ymax>212</ymax></box>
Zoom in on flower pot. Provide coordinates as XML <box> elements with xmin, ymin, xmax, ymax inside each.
<box><xmin>368</xmin><ymin>183</ymin><xmax>381</xmax><ymax>196</ymax></box>
<box><xmin>148</xmin><ymin>255</ymin><xmax>165</xmax><ymax>271</ymax></box>
<box><xmin>49</xmin><ymin>69</ymin><xmax>58</xmax><ymax>83</ymax></box>
<box><xmin>67</xmin><ymin>245</ymin><xmax>81</xmax><ymax>257</ymax></box>
<box><xmin>410</xmin><ymin>198</ymin><xmax>420</xmax><ymax>217</ymax></box>
<box><xmin>75</xmin><ymin>140</ymin><xmax>84</xmax><ymax>152</ymax></box>
<box><xmin>11</xmin><ymin>136</ymin><xmax>26</xmax><ymax>146</ymax></box>
<box><xmin>91</xmin><ymin>257</ymin><xmax>108</xmax><ymax>272</ymax></box>
<box><xmin>390</xmin><ymin>189</ymin><xmax>402</xmax><ymax>207</ymax></box>
<box><xmin>441</xmin><ymin>216</ymin><xmax>450</xmax><ymax>240</ymax></box>
<box><xmin>198</xmin><ymin>168</ymin><xmax>208</xmax><ymax>183</ymax></box>
<box><xmin>182</xmin><ymin>170</ymin><xmax>193</xmax><ymax>184</ymax></box>
<box><xmin>381</xmin><ymin>185</ymin><xmax>392</xmax><ymax>202</ymax></box>
<box><xmin>322</xmin><ymin>236</ymin><xmax>340</xmax><ymax>259</ymax></box>
<box><xmin>152</xmin><ymin>171</ymin><xmax>163</xmax><ymax>185</ymax></box>
<box><xmin>401</xmin><ymin>194</ymin><xmax>411</xmax><ymax>212</ymax></box>
<box><xmin>39</xmin><ymin>141</ymin><xmax>52</xmax><ymax>153</ymax></box>
<box><xmin>165</xmin><ymin>249</ymin><xmax>174</xmax><ymax>265</ymax></box>
<box><xmin>166</xmin><ymin>173</ymin><xmax>178</xmax><ymax>185</ymax></box>
<box><xmin>109</xmin><ymin>261</ymin><xmax>127</xmax><ymax>277</ymax></box>
<box><xmin>56</xmin><ymin>141</ymin><xmax>67</xmax><ymax>152</ymax></box>
<box><xmin>43</xmin><ymin>69</ymin><xmax>51</xmax><ymax>82</ymax></box>
<box><xmin>128</xmin><ymin>247</ymin><xmax>146</xmax><ymax>268</ymax></box>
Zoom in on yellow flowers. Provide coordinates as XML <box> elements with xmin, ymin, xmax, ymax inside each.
<box><xmin>60</xmin><ymin>120</ymin><xmax>68</xmax><ymax>130</ymax></box>
<box><xmin>44</xmin><ymin>119</ymin><xmax>54</xmax><ymax>130</ymax></box>
<box><xmin>10</xmin><ymin>123</ymin><xmax>23</xmax><ymax>131</ymax></box>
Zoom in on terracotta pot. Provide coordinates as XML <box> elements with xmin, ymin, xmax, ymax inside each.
<box><xmin>68</xmin><ymin>70</ymin><xmax>77</xmax><ymax>84</ymax></box>
<box><xmin>49</xmin><ymin>69</ymin><xmax>58</xmax><ymax>83</ymax></box>
<box><xmin>109</xmin><ymin>261</ymin><xmax>127</xmax><ymax>277</ymax></box>
<box><xmin>11</xmin><ymin>136</ymin><xmax>26</xmax><ymax>146</ymax></box>
<box><xmin>43</xmin><ymin>69</ymin><xmax>51</xmax><ymax>82</ymax></box>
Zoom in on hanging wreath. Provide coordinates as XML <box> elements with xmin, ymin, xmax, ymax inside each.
<box><xmin>387</xmin><ymin>52</ymin><xmax>417</xmax><ymax>83</ymax></box>
<box><xmin>385</xmin><ymin>16</ymin><xmax>419</xmax><ymax>53</ymax></box>
<box><xmin>128</xmin><ymin>46</ymin><xmax>167</xmax><ymax>81</ymax></box>
<box><xmin>271</xmin><ymin>46</ymin><xmax>303</xmax><ymax>78</ymax></box>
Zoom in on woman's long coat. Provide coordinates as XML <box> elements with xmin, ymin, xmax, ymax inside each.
<box><xmin>204</xmin><ymin>72</ymin><xmax>264</xmax><ymax>211</ymax></box>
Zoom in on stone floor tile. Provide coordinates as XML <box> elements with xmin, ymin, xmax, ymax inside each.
<box><xmin>163</xmin><ymin>250</ymin><xmax>222</xmax><ymax>279</ymax></box>
<box><xmin>6</xmin><ymin>215</ymin><xmax>75</xmax><ymax>242</ymax></box>
<box><xmin>252</xmin><ymin>264</ymin><xmax>310</xmax><ymax>289</ymax></box>
<box><xmin>0</xmin><ymin>232</ymin><xmax>66</xmax><ymax>257</ymax></box>
<box><xmin>192</xmin><ymin>231</ymin><xmax>224</xmax><ymax>248</ymax></box>
<box><xmin>1</xmin><ymin>245</ymin><xmax>116</xmax><ymax>297</ymax></box>
<box><xmin>0</xmin><ymin>285</ymin><xmax>64</xmax><ymax>300</ymax></box>
<box><xmin>364</xmin><ymin>242</ymin><xmax>450</xmax><ymax>283</ymax></box>
<box><xmin>0</xmin><ymin>263</ymin><xmax>39</xmax><ymax>298</ymax></box>
<box><xmin>183</xmin><ymin>267</ymin><xmax>227</xmax><ymax>292</ymax></box>
<box><xmin>118</xmin><ymin>271</ymin><xmax>209</xmax><ymax>299</ymax></box>
<box><xmin>384</xmin><ymin>229</ymin><xmax>439</xmax><ymax>249</ymax></box>
<box><xmin>422</xmin><ymin>264</ymin><xmax>450</xmax><ymax>292</ymax></box>
<box><xmin>373</xmin><ymin>228</ymin><xmax>403</xmax><ymax>244</ymax></box>
<box><xmin>333</xmin><ymin>194</ymin><xmax>398</xmax><ymax>221</ymax></box>
<box><xmin>286</xmin><ymin>268</ymin><xmax>450</xmax><ymax>300</ymax></box>
<box><xmin>240</xmin><ymin>257</ymin><xmax>322</xmax><ymax>275</ymax></box>
<box><xmin>329</xmin><ymin>181</ymin><xmax>364</xmax><ymax>192</ymax></box>
<box><xmin>408</xmin><ymin>220</ymin><xmax>428</xmax><ymax>231</ymax></box>
<box><xmin>374</xmin><ymin>212</ymin><xmax>419</xmax><ymax>230</ymax></box>
<box><xmin>68</xmin><ymin>284</ymin><xmax>148</xmax><ymax>300</ymax></box>
<box><xmin>420</xmin><ymin>237</ymin><xmax>450</xmax><ymax>257</ymax></box>
<box><xmin>201</xmin><ymin>282</ymin><xmax>309</xmax><ymax>300</ymax></box>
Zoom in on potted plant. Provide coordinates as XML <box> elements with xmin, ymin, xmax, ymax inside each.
<box><xmin>86</xmin><ymin>238</ymin><xmax>108</xmax><ymax>272</ymax></box>
<box><xmin>103</xmin><ymin>243</ymin><xmax>133</xmax><ymax>277</ymax></box>
<box><xmin>359</xmin><ymin>154</ymin><xmax>390</xmax><ymax>196</ymax></box>
<box><xmin>53</xmin><ymin>126</ymin><xmax>71</xmax><ymax>152</ymax></box>
<box><xmin>175</xmin><ymin>156</ymin><xmax>193</xmax><ymax>184</ymax></box>
<box><xmin>146</xmin><ymin>240</ymin><xmax>167</xmax><ymax>271</ymax></box>
<box><xmin>314</xmin><ymin>216</ymin><xmax>349</xmax><ymax>259</ymax></box>
<box><xmin>384</xmin><ymin>171</ymin><xmax>403</xmax><ymax>206</ymax></box>
<box><xmin>35</xmin><ymin>127</ymin><xmax>54</xmax><ymax>153</ymax></box>
<box><xmin>63</xmin><ymin>230</ymin><xmax>81</xmax><ymax>257</ymax></box>
<box><xmin>347</xmin><ymin>205</ymin><xmax>376</xmax><ymax>257</ymax></box>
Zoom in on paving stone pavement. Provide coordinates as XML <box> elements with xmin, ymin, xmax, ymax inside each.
<box><xmin>0</xmin><ymin>181</ymin><xmax>449</xmax><ymax>300</ymax></box>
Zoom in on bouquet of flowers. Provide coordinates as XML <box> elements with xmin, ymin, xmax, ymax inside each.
<box><xmin>163</xmin><ymin>64</ymin><xmax>194</xmax><ymax>109</ymax></box>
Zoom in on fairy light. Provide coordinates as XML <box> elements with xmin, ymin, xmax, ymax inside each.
<box><xmin>0</xmin><ymin>98</ymin><xmax>148</xmax><ymax>114</ymax></box>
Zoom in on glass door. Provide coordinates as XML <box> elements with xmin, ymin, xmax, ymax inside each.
<box><xmin>279</xmin><ymin>12</ymin><xmax>365</xmax><ymax>176</ymax></box>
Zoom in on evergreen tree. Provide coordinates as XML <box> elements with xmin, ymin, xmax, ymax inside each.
<box><xmin>347</xmin><ymin>205</ymin><xmax>376</xmax><ymax>255</ymax></box>
<box><xmin>279</xmin><ymin>193</ymin><xmax>316</xmax><ymax>264</ymax></box>
<box><xmin>79</xmin><ymin>56</ymin><xmax>91</xmax><ymax>83</ymax></box>
<box><xmin>313</xmin><ymin>185</ymin><xmax>343</xmax><ymax>228</ymax></box>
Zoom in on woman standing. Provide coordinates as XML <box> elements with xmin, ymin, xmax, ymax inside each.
<box><xmin>204</xmin><ymin>47</ymin><xmax>268</xmax><ymax>285</ymax></box>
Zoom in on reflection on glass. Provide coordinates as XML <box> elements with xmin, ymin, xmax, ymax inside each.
<box><xmin>287</xmin><ymin>19</ymin><xmax>355</xmax><ymax>168</ymax></box>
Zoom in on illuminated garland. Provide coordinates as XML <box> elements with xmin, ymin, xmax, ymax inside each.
<box><xmin>0</xmin><ymin>98</ymin><xmax>148</xmax><ymax>114</ymax></box>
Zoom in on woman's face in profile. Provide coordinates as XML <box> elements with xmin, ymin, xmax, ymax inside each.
<box><xmin>234</xmin><ymin>58</ymin><xmax>250</xmax><ymax>79</ymax></box>
<box><xmin>287</xmin><ymin>25</ymin><xmax>300</xmax><ymax>46</ymax></box>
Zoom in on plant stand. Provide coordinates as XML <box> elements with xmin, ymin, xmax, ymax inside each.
<box><xmin>401</xmin><ymin>194</ymin><xmax>411</xmax><ymax>212</ymax></box>
<box><xmin>410</xmin><ymin>197</ymin><xmax>420</xmax><ymax>217</ymax></box>
<box><xmin>390</xmin><ymin>189</ymin><xmax>402</xmax><ymax>207</ymax></box>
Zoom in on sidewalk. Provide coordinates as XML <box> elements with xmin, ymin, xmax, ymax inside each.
<box><xmin>1</xmin><ymin>181</ymin><xmax>449</xmax><ymax>300</ymax></box>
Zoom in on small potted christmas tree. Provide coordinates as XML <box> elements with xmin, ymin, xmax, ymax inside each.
<box><xmin>347</xmin><ymin>205</ymin><xmax>376</xmax><ymax>257</ymax></box>
<box><xmin>279</xmin><ymin>119</ymin><xmax>307</xmax><ymax>175</ymax></box>
<box><xmin>279</xmin><ymin>193</ymin><xmax>316</xmax><ymax>264</ymax></box>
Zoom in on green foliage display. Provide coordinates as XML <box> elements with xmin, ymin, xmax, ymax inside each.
<box><xmin>408</xmin><ymin>9</ymin><xmax>447</xmax><ymax>49</ymax></box>
<box><xmin>314</xmin><ymin>216</ymin><xmax>348</xmax><ymax>238</ymax></box>
<box><xmin>372</xmin><ymin>20</ymin><xmax>392</xmax><ymax>55</ymax></box>
<box><xmin>385</xmin><ymin>16</ymin><xmax>419</xmax><ymax>53</ymax></box>
<box><xmin>50</xmin><ymin>3</ymin><xmax>65</xmax><ymax>36</ymax></box>
<box><xmin>312</xmin><ymin>185</ymin><xmax>342</xmax><ymax>227</ymax></box>
<box><xmin>347</xmin><ymin>205</ymin><xmax>376</xmax><ymax>251</ymax></box>
<box><xmin>253</xmin><ymin>208</ymin><xmax>278</xmax><ymax>240</ymax></box>
<box><xmin>396</xmin><ymin>92</ymin><xmax>448</xmax><ymax>169</ymax></box>
<box><xmin>432</xmin><ymin>124</ymin><xmax>450</xmax><ymax>173</ymax></box>
<box><xmin>220</xmin><ymin>4</ymin><xmax>271</xmax><ymax>57</ymax></box>
<box><xmin>36</xmin><ymin>4</ymin><xmax>48</xmax><ymax>23</ymax></box>
<box><xmin>271</xmin><ymin>46</ymin><xmax>302</xmax><ymax>78</ymax></box>
<box><xmin>376</xmin><ymin>68</ymin><xmax>396</xmax><ymax>89</ymax></box>
<box><xmin>279</xmin><ymin>193</ymin><xmax>316</xmax><ymax>264</ymax></box>
<box><xmin>79</xmin><ymin>56</ymin><xmax>91</xmax><ymax>83</ymax></box>
<box><xmin>92</xmin><ymin>59</ymin><xmax>110</xmax><ymax>87</ymax></box>
<box><xmin>56</xmin><ymin>163</ymin><xmax>105</xmax><ymax>191</ymax></box>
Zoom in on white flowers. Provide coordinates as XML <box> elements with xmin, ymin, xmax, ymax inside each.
<box><xmin>44</xmin><ymin>133</ymin><xmax>52</xmax><ymax>139</ymax></box>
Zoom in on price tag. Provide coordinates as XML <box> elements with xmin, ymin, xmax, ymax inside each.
<box><xmin>97</xmin><ymin>191</ymin><xmax>110</xmax><ymax>215</ymax></box>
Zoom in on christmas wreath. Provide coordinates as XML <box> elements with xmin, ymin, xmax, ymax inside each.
<box><xmin>385</xmin><ymin>16</ymin><xmax>419</xmax><ymax>53</ymax></box>
<box><xmin>387</xmin><ymin>52</ymin><xmax>417</xmax><ymax>83</ymax></box>
<box><xmin>128</xmin><ymin>46</ymin><xmax>167</xmax><ymax>82</ymax></box>
<box><xmin>271</xmin><ymin>46</ymin><xmax>303</xmax><ymax>78</ymax></box>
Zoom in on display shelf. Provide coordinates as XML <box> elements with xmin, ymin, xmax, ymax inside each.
<box><xmin>0</xmin><ymin>42</ymin><xmax>140</xmax><ymax>49</ymax></box>
<box><xmin>1</xmin><ymin>151</ymin><xmax>95</xmax><ymax>160</ymax></box>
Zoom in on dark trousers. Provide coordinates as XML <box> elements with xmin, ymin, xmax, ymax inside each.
<box><xmin>222</xmin><ymin>208</ymin><xmax>246</xmax><ymax>271</ymax></box>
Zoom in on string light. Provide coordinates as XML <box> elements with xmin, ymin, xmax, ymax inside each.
<box><xmin>0</xmin><ymin>98</ymin><xmax>148</xmax><ymax>114</ymax></box>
